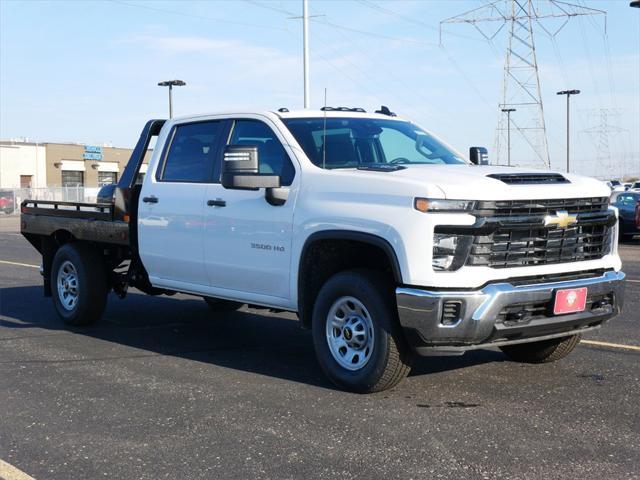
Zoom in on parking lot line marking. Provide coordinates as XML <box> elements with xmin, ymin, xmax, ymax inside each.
<box><xmin>626</xmin><ymin>279</ymin><xmax>640</xmax><ymax>283</ymax></box>
<box><xmin>580</xmin><ymin>340</ymin><xmax>640</xmax><ymax>352</ymax></box>
<box><xmin>0</xmin><ymin>459</ymin><xmax>36</xmax><ymax>480</ymax></box>
<box><xmin>0</xmin><ymin>260</ymin><xmax>38</xmax><ymax>269</ymax></box>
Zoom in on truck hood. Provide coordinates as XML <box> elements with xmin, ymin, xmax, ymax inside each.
<box><xmin>384</xmin><ymin>164</ymin><xmax>611</xmax><ymax>201</ymax></box>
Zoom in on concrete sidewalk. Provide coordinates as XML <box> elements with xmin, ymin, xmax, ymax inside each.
<box><xmin>0</xmin><ymin>215</ymin><xmax>20</xmax><ymax>233</ymax></box>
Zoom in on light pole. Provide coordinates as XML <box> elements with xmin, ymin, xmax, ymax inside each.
<box><xmin>302</xmin><ymin>0</ymin><xmax>310</xmax><ymax>108</ymax></box>
<box><xmin>556</xmin><ymin>89</ymin><xmax>580</xmax><ymax>173</ymax></box>
<box><xmin>158</xmin><ymin>80</ymin><xmax>186</xmax><ymax>118</ymax></box>
<box><xmin>501</xmin><ymin>107</ymin><xmax>516</xmax><ymax>166</ymax></box>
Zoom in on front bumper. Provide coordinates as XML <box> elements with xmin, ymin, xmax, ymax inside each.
<box><xmin>396</xmin><ymin>270</ymin><xmax>625</xmax><ymax>356</ymax></box>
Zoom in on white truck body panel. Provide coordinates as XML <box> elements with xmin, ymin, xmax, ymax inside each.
<box><xmin>137</xmin><ymin>110</ymin><xmax>622</xmax><ymax>311</ymax></box>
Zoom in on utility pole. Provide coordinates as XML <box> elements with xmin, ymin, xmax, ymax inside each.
<box><xmin>302</xmin><ymin>0</ymin><xmax>310</xmax><ymax>109</ymax></box>
<box><xmin>158</xmin><ymin>80</ymin><xmax>186</xmax><ymax>118</ymax></box>
<box><xmin>440</xmin><ymin>1</ymin><xmax>605</xmax><ymax>169</ymax></box>
<box><xmin>557</xmin><ymin>89</ymin><xmax>580</xmax><ymax>173</ymax></box>
<box><xmin>501</xmin><ymin>107</ymin><xmax>516</xmax><ymax>166</ymax></box>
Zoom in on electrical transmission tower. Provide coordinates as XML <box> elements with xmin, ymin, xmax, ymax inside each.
<box><xmin>581</xmin><ymin>109</ymin><xmax>626</xmax><ymax>179</ymax></box>
<box><xmin>441</xmin><ymin>1</ymin><xmax>605</xmax><ymax>169</ymax></box>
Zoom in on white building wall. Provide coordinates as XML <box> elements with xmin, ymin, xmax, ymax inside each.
<box><xmin>0</xmin><ymin>143</ymin><xmax>47</xmax><ymax>189</ymax></box>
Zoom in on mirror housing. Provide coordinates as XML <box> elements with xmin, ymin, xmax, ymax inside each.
<box><xmin>469</xmin><ymin>147</ymin><xmax>489</xmax><ymax>165</ymax></box>
<box><xmin>221</xmin><ymin>145</ymin><xmax>280</xmax><ymax>190</ymax></box>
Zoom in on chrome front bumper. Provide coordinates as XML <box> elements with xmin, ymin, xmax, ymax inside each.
<box><xmin>396</xmin><ymin>271</ymin><xmax>626</xmax><ymax>356</ymax></box>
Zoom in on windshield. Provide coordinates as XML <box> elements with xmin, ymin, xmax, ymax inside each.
<box><xmin>283</xmin><ymin>117</ymin><xmax>467</xmax><ymax>169</ymax></box>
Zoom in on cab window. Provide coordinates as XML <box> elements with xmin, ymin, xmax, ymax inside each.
<box><xmin>228</xmin><ymin>120</ymin><xmax>295</xmax><ymax>186</ymax></box>
<box><xmin>160</xmin><ymin>121</ymin><xmax>224</xmax><ymax>182</ymax></box>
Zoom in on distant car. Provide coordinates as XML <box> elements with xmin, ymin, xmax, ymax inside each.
<box><xmin>610</xmin><ymin>179</ymin><xmax>621</xmax><ymax>187</ymax></box>
<box><xmin>630</xmin><ymin>181</ymin><xmax>640</xmax><ymax>191</ymax></box>
<box><xmin>0</xmin><ymin>190</ymin><xmax>15</xmax><ymax>214</ymax></box>
<box><xmin>611</xmin><ymin>190</ymin><xmax>640</xmax><ymax>240</ymax></box>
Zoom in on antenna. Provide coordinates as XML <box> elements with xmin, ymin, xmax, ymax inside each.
<box><xmin>322</xmin><ymin>87</ymin><xmax>328</xmax><ymax>169</ymax></box>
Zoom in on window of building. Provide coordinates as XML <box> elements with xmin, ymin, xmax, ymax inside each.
<box><xmin>98</xmin><ymin>171</ymin><xmax>117</xmax><ymax>186</ymax></box>
<box><xmin>20</xmin><ymin>175</ymin><xmax>33</xmax><ymax>188</ymax></box>
<box><xmin>160</xmin><ymin>121</ymin><xmax>224</xmax><ymax>182</ymax></box>
<box><xmin>61</xmin><ymin>170</ymin><xmax>84</xmax><ymax>187</ymax></box>
<box><xmin>229</xmin><ymin>120</ymin><xmax>295</xmax><ymax>186</ymax></box>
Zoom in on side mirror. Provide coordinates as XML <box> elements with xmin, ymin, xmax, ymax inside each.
<box><xmin>469</xmin><ymin>147</ymin><xmax>489</xmax><ymax>165</ymax></box>
<box><xmin>221</xmin><ymin>145</ymin><xmax>280</xmax><ymax>190</ymax></box>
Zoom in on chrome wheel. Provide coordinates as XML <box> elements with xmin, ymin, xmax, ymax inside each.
<box><xmin>325</xmin><ymin>296</ymin><xmax>375</xmax><ymax>371</ymax></box>
<box><xmin>56</xmin><ymin>260</ymin><xmax>79</xmax><ymax>311</ymax></box>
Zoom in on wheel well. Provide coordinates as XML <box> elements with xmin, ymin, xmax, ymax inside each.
<box><xmin>52</xmin><ymin>229</ymin><xmax>75</xmax><ymax>245</ymax></box>
<box><xmin>38</xmin><ymin>230</ymin><xmax>76</xmax><ymax>297</ymax></box>
<box><xmin>297</xmin><ymin>233</ymin><xmax>401</xmax><ymax>328</ymax></box>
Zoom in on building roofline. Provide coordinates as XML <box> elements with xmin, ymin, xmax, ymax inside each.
<box><xmin>0</xmin><ymin>140</ymin><xmax>136</xmax><ymax>150</ymax></box>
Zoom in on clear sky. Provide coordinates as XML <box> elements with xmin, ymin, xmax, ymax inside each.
<box><xmin>1</xmin><ymin>0</ymin><xmax>638</xmax><ymax>177</ymax></box>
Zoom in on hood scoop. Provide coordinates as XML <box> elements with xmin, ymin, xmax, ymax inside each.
<box><xmin>487</xmin><ymin>173</ymin><xmax>570</xmax><ymax>185</ymax></box>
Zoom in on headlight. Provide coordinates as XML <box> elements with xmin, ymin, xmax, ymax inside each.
<box><xmin>415</xmin><ymin>198</ymin><xmax>476</xmax><ymax>213</ymax></box>
<box><xmin>433</xmin><ymin>234</ymin><xmax>458</xmax><ymax>270</ymax></box>
<box><xmin>432</xmin><ymin>233</ymin><xmax>473</xmax><ymax>271</ymax></box>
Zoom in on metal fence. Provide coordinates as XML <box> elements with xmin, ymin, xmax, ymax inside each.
<box><xmin>0</xmin><ymin>187</ymin><xmax>102</xmax><ymax>215</ymax></box>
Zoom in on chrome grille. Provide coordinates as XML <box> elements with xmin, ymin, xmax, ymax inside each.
<box><xmin>468</xmin><ymin>197</ymin><xmax>612</xmax><ymax>268</ymax></box>
<box><xmin>474</xmin><ymin>197</ymin><xmax>608</xmax><ymax>218</ymax></box>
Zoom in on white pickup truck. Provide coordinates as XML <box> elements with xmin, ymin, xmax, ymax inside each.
<box><xmin>21</xmin><ymin>107</ymin><xmax>625</xmax><ymax>392</ymax></box>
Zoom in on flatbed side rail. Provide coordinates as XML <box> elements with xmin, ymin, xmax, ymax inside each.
<box><xmin>21</xmin><ymin>200</ymin><xmax>114</xmax><ymax>221</ymax></box>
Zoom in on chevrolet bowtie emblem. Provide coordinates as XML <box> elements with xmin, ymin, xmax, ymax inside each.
<box><xmin>544</xmin><ymin>210</ymin><xmax>578</xmax><ymax>229</ymax></box>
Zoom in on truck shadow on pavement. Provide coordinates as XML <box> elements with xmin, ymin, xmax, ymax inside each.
<box><xmin>0</xmin><ymin>286</ymin><xmax>505</xmax><ymax>391</ymax></box>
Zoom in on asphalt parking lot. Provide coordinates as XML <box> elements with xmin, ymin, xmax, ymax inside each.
<box><xmin>0</xmin><ymin>216</ymin><xmax>638</xmax><ymax>480</ymax></box>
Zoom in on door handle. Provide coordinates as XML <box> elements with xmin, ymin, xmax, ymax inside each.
<box><xmin>142</xmin><ymin>196</ymin><xmax>158</xmax><ymax>203</ymax></box>
<box><xmin>207</xmin><ymin>199</ymin><xmax>226</xmax><ymax>207</ymax></box>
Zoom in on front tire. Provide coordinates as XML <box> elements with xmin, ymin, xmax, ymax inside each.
<box><xmin>500</xmin><ymin>334</ymin><xmax>581</xmax><ymax>363</ymax></box>
<box><xmin>312</xmin><ymin>269</ymin><xmax>413</xmax><ymax>393</ymax></box>
<box><xmin>51</xmin><ymin>243</ymin><xmax>108</xmax><ymax>326</ymax></box>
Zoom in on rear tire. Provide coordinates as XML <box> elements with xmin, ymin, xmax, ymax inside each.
<box><xmin>51</xmin><ymin>243</ymin><xmax>108</xmax><ymax>326</ymax></box>
<box><xmin>312</xmin><ymin>269</ymin><xmax>413</xmax><ymax>393</ymax></box>
<box><xmin>203</xmin><ymin>297</ymin><xmax>243</xmax><ymax>312</ymax></box>
<box><xmin>500</xmin><ymin>334</ymin><xmax>581</xmax><ymax>363</ymax></box>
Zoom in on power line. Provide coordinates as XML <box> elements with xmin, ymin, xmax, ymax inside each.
<box><xmin>108</xmin><ymin>0</ymin><xmax>287</xmax><ymax>31</ymax></box>
<box><xmin>356</xmin><ymin>0</ymin><xmax>480</xmax><ymax>42</ymax></box>
<box><xmin>245</xmin><ymin>0</ymin><xmax>437</xmax><ymax>46</ymax></box>
<box><xmin>441</xmin><ymin>0</ymin><xmax>606</xmax><ymax>169</ymax></box>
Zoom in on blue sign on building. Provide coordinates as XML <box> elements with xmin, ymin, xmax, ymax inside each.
<box><xmin>84</xmin><ymin>145</ymin><xmax>103</xmax><ymax>160</ymax></box>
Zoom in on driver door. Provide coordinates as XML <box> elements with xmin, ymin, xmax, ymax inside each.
<box><xmin>203</xmin><ymin>118</ymin><xmax>298</xmax><ymax>301</ymax></box>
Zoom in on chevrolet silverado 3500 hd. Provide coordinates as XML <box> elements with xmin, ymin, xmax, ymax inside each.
<box><xmin>21</xmin><ymin>108</ymin><xmax>626</xmax><ymax>392</ymax></box>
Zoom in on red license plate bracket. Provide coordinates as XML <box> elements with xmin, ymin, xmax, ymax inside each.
<box><xmin>553</xmin><ymin>287</ymin><xmax>588</xmax><ymax>315</ymax></box>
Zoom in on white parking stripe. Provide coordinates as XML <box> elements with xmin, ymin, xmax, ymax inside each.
<box><xmin>626</xmin><ymin>279</ymin><xmax>640</xmax><ymax>283</ymax></box>
<box><xmin>0</xmin><ymin>260</ymin><xmax>38</xmax><ymax>269</ymax></box>
<box><xmin>0</xmin><ymin>459</ymin><xmax>36</xmax><ymax>480</ymax></box>
<box><xmin>580</xmin><ymin>340</ymin><xmax>640</xmax><ymax>352</ymax></box>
